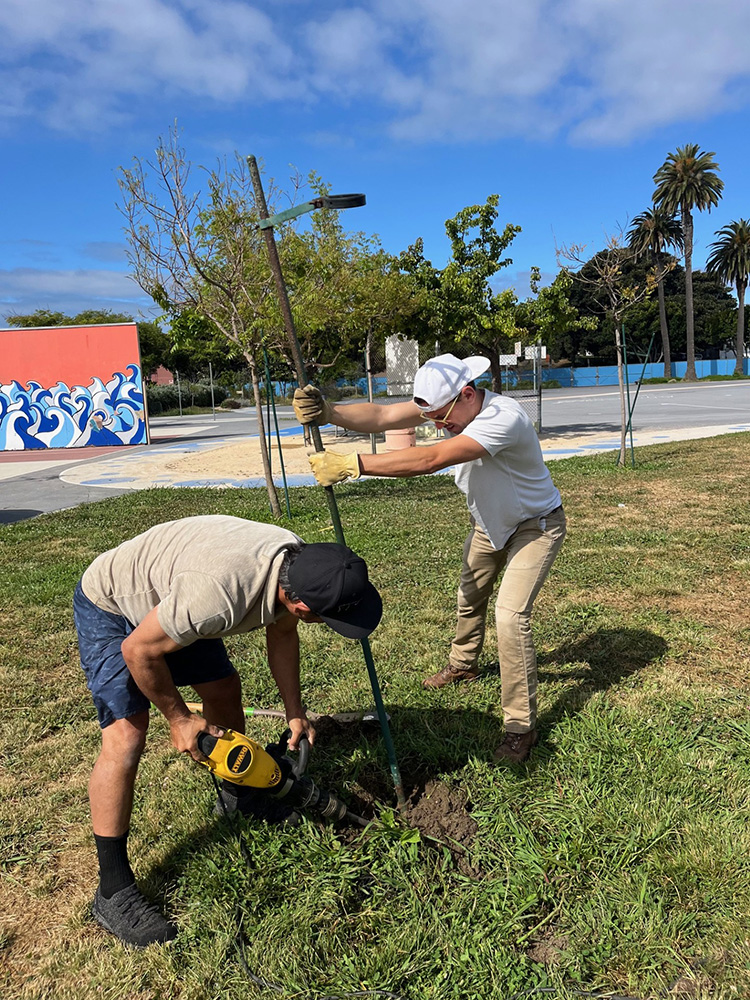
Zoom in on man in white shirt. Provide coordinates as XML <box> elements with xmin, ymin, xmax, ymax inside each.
<box><xmin>294</xmin><ymin>354</ymin><xmax>565</xmax><ymax>766</ymax></box>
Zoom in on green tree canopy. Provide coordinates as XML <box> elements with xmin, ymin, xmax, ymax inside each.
<box><xmin>627</xmin><ymin>207</ymin><xmax>683</xmax><ymax>376</ymax></box>
<box><xmin>706</xmin><ymin>219</ymin><xmax>750</xmax><ymax>373</ymax></box>
<box><xmin>6</xmin><ymin>308</ymin><xmax>133</xmax><ymax>327</ymax></box>
<box><xmin>399</xmin><ymin>195</ymin><xmax>522</xmax><ymax>389</ymax></box>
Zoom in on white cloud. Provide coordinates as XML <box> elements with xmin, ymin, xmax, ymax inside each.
<box><xmin>83</xmin><ymin>242</ymin><xmax>129</xmax><ymax>263</ymax></box>
<box><xmin>373</xmin><ymin>0</ymin><xmax>750</xmax><ymax>143</ymax></box>
<box><xmin>0</xmin><ymin>0</ymin><xmax>300</xmax><ymax>132</ymax></box>
<box><xmin>2</xmin><ymin>0</ymin><xmax>750</xmax><ymax>144</ymax></box>
<box><xmin>565</xmin><ymin>0</ymin><xmax>750</xmax><ymax>142</ymax></box>
<box><xmin>0</xmin><ymin>267</ymin><xmax>154</xmax><ymax>322</ymax></box>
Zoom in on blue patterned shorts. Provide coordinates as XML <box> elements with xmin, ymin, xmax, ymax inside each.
<box><xmin>73</xmin><ymin>580</ymin><xmax>236</xmax><ymax>728</ymax></box>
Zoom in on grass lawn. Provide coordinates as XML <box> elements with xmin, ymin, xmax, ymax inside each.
<box><xmin>2</xmin><ymin>434</ymin><xmax>750</xmax><ymax>1000</ymax></box>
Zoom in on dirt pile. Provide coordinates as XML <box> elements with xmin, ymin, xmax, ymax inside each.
<box><xmin>310</xmin><ymin>715</ymin><xmax>478</xmax><ymax>866</ymax></box>
<box><xmin>406</xmin><ymin>780</ymin><xmax>477</xmax><ymax>849</ymax></box>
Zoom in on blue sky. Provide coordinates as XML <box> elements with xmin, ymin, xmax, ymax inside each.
<box><xmin>2</xmin><ymin>0</ymin><xmax>750</xmax><ymax>324</ymax></box>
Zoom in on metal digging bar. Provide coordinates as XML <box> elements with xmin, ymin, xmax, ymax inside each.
<box><xmin>623</xmin><ymin>326</ymin><xmax>658</xmax><ymax>447</ymax></box>
<box><xmin>621</xmin><ymin>323</ymin><xmax>636</xmax><ymax>468</ymax></box>
<box><xmin>263</xmin><ymin>346</ymin><xmax>292</xmax><ymax>519</ymax></box>
<box><xmin>247</xmin><ymin>155</ymin><xmax>406</xmax><ymax>811</ymax></box>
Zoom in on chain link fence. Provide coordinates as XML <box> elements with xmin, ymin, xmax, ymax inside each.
<box><xmin>312</xmin><ymin>339</ymin><xmax>542</xmax><ymax>431</ymax></box>
<box><xmin>195</xmin><ymin>340</ymin><xmax>544</xmax><ymax>431</ymax></box>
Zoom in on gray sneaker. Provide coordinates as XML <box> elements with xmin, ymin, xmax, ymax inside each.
<box><xmin>92</xmin><ymin>884</ymin><xmax>177</xmax><ymax>947</ymax></box>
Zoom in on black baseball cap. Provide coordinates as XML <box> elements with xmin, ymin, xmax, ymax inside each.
<box><xmin>287</xmin><ymin>543</ymin><xmax>382</xmax><ymax>639</ymax></box>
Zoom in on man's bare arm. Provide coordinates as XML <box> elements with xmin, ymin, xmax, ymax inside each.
<box><xmin>266</xmin><ymin>614</ymin><xmax>315</xmax><ymax>750</ymax></box>
<box><xmin>120</xmin><ymin>607</ymin><xmax>216</xmax><ymax>759</ymax></box>
<box><xmin>331</xmin><ymin>399</ymin><xmax>425</xmax><ymax>432</ymax></box>
<box><xmin>358</xmin><ymin>434</ymin><xmax>489</xmax><ymax>477</ymax></box>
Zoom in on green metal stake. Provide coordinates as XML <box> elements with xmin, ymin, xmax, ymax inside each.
<box><xmin>623</xmin><ymin>327</ymin><xmax>658</xmax><ymax>446</ymax></box>
<box><xmin>265</xmin><ymin>374</ymin><xmax>273</xmax><ymax>476</ymax></box>
<box><xmin>248</xmin><ymin>154</ymin><xmax>406</xmax><ymax>811</ymax></box>
<box><xmin>621</xmin><ymin>323</ymin><xmax>636</xmax><ymax>468</ymax></box>
<box><xmin>263</xmin><ymin>346</ymin><xmax>292</xmax><ymax>519</ymax></box>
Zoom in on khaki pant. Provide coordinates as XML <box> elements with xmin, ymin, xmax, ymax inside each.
<box><xmin>449</xmin><ymin>508</ymin><xmax>566</xmax><ymax>733</ymax></box>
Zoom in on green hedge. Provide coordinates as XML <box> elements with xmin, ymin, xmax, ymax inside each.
<box><xmin>146</xmin><ymin>382</ymin><xmax>229</xmax><ymax>415</ymax></box>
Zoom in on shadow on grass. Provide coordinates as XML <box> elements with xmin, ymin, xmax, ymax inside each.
<box><xmin>0</xmin><ymin>508</ymin><xmax>44</xmax><ymax>524</ymax></box>
<box><xmin>536</xmin><ymin>626</ymin><xmax>668</xmax><ymax>729</ymax></box>
<box><xmin>143</xmin><ymin>631</ymin><xmax>667</xmax><ymax>890</ymax></box>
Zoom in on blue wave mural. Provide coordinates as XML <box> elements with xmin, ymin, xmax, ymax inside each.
<box><xmin>0</xmin><ymin>364</ymin><xmax>146</xmax><ymax>451</ymax></box>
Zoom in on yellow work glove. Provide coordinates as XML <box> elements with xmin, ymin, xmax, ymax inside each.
<box><xmin>309</xmin><ymin>451</ymin><xmax>362</xmax><ymax>487</ymax></box>
<box><xmin>293</xmin><ymin>385</ymin><xmax>333</xmax><ymax>426</ymax></box>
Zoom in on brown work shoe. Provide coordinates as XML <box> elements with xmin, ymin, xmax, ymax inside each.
<box><xmin>422</xmin><ymin>665</ymin><xmax>480</xmax><ymax>689</ymax></box>
<box><xmin>493</xmin><ymin>729</ymin><xmax>539</xmax><ymax>763</ymax></box>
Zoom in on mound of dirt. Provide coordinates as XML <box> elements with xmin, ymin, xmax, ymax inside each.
<box><xmin>308</xmin><ymin>715</ymin><xmax>479</xmax><ymax>870</ymax></box>
<box><xmin>527</xmin><ymin>929</ymin><xmax>569</xmax><ymax>965</ymax></box>
<box><xmin>406</xmin><ymin>780</ymin><xmax>477</xmax><ymax>849</ymax></box>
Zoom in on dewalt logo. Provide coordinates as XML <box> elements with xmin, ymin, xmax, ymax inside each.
<box><xmin>226</xmin><ymin>744</ymin><xmax>251</xmax><ymax>775</ymax></box>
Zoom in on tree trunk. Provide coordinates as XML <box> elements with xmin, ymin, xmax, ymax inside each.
<box><xmin>365</xmin><ymin>322</ymin><xmax>378</xmax><ymax>454</ymax></box>
<box><xmin>248</xmin><ymin>353</ymin><xmax>282</xmax><ymax>517</ymax></box>
<box><xmin>488</xmin><ymin>354</ymin><xmax>503</xmax><ymax>393</ymax></box>
<box><xmin>615</xmin><ymin>318</ymin><xmax>628</xmax><ymax>466</ymax></box>
<box><xmin>657</xmin><ymin>270</ymin><xmax>672</xmax><ymax>379</ymax></box>
<box><xmin>735</xmin><ymin>280</ymin><xmax>747</xmax><ymax>376</ymax></box>
<box><xmin>301</xmin><ymin>358</ymin><xmax>312</xmax><ymax>448</ymax></box>
<box><xmin>682</xmin><ymin>207</ymin><xmax>697</xmax><ymax>381</ymax></box>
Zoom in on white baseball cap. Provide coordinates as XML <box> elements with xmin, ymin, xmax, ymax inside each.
<box><xmin>412</xmin><ymin>353</ymin><xmax>491</xmax><ymax>411</ymax></box>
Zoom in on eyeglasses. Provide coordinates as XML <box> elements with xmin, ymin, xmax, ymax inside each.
<box><xmin>420</xmin><ymin>392</ymin><xmax>461</xmax><ymax>425</ymax></box>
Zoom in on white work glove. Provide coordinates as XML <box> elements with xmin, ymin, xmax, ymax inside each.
<box><xmin>293</xmin><ymin>385</ymin><xmax>333</xmax><ymax>426</ymax></box>
<box><xmin>308</xmin><ymin>451</ymin><xmax>362</xmax><ymax>487</ymax></box>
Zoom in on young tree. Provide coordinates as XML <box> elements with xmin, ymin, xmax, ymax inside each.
<box><xmin>653</xmin><ymin>145</ymin><xmax>723</xmax><ymax>380</ymax></box>
<box><xmin>706</xmin><ymin>221</ymin><xmax>750</xmax><ymax>375</ymax></box>
<box><xmin>559</xmin><ymin>235</ymin><xmax>666</xmax><ymax>466</ymax></box>
<box><xmin>160</xmin><ymin>309</ymin><xmax>249</xmax><ymax>384</ymax></box>
<box><xmin>118</xmin><ymin>128</ymin><xmax>289</xmax><ymax>515</ymax></box>
<box><xmin>399</xmin><ymin>195</ymin><xmax>522</xmax><ymax>388</ymax></box>
<box><xmin>518</xmin><ymin>268</ymin><xmax>597</xmax><ymax>360</ymax></box>
<box><xmin>442</xmin><ymin>196</ymin><xmax>521</xmax><ymax>371</ymax></box>
<box><xmin>272</xmin><ymin>187</ymin><xmax>406</xmax><ymax>383</ymax></box>
<box><xmin>627</xmin><ymin>207</ymin><xmax>683</xmax><ymax>378</ymax></box>
<box><xmin>344</xmin><ymin>249</ymin><xmax>423</xmax><ymax>392</ymax></box>
<box><xmin>474</xmin><ymin>269</ymin><xmax>596</xmax><ymax>389</ymax></box>
<box><xmin>396</xmin><ymin>237</ymin><xmax>448</xmax><ymax>347</ymax></box>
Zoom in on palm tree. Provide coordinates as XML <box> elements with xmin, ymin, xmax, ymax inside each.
<box><xmin>706</xmin><ymin>220</ymin><xmax>750</xmax><ymax>375</ymax></box>
<box><xmin>627</xmin><ymin>207</ymin><xmax>683</xmax><ymax>378</ymax></box>
<box><xmin>653</xmin><ymin>144</ymin><xmax>723</xmax><ymax>380</ymax></box>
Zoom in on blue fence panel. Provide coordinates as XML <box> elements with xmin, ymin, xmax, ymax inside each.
<box><xmin>543</xmin><ymin>369</ymin><xmax>572</xmax><ymax>387</ymax></box>
<box><xmin>672</xmin><ymin>359</ymin><xmax>748</xmax><ymax>378</ymax></box>
<box><xmin>268</xmin><ymin>359</ymin><xmax>747</xmax><ymax>399</ymax></box>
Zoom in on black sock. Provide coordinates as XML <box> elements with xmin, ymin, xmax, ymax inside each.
<box><xmin>95</xmin><ymin>832</ymin><xmax>135</xmax><ymax>899</ymax></box>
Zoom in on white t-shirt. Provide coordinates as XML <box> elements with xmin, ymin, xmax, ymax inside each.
<box><xmin>81</xmin><ymin>515</ymin><xmax>302</xmax><ymax>645</ymax></box>
<box><xmin>452</xmin><ymin>391</ymin><xmax>561</xmax><ymax>549</ymax></box>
